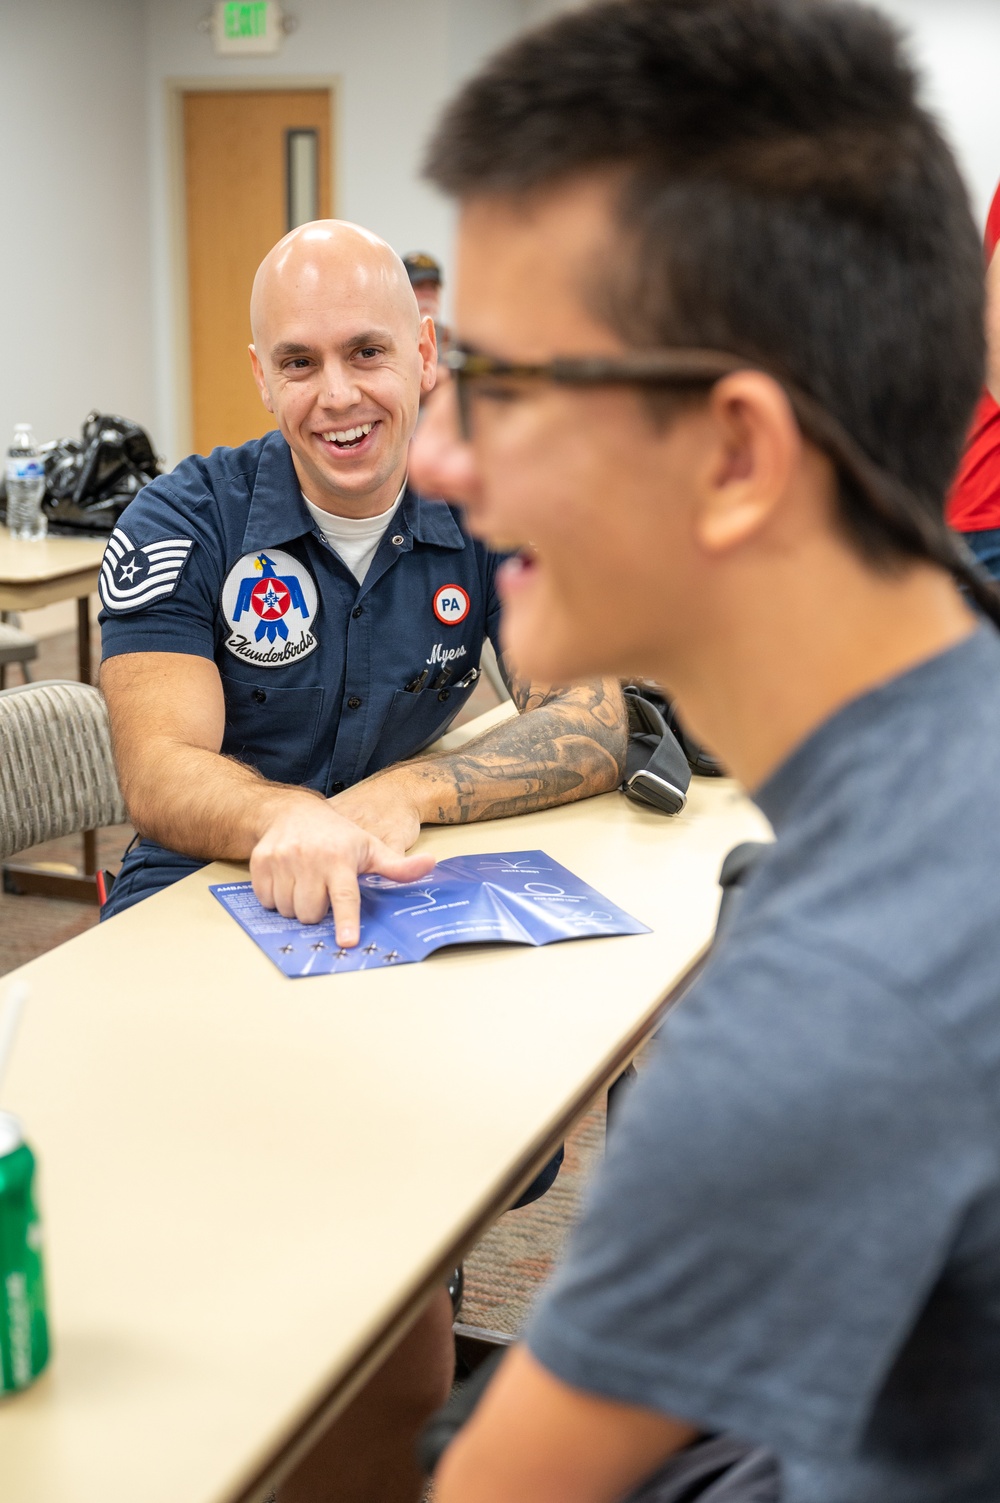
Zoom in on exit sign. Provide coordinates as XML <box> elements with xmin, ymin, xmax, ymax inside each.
<box><xmin>212</xmin><ymin>1</ymin><xmax>285</xmax><ymax>54</ymax></box>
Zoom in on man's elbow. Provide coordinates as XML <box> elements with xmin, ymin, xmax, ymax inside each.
<box><xmin>112</xmin><ymin>757</ymin><xmax>160</xmax><ymax>840</ymax></box>
<box><xmin>106</xmin><ymin>728</ymin><xmax>180</xmax><ymax>840</ymax></box>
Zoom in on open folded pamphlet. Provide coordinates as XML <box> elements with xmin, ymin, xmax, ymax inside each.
<box><xmin>210</xmin><ymin>849</ymin><xmax>650</xmax><ymax>978</ymax></box>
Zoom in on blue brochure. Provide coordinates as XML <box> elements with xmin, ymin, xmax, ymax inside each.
<box><xmin>210</xmin><ymin>849</ymin><xmax>650</xmax><ymax>978</ymax></box>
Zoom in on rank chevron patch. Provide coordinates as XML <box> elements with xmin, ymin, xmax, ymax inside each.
<box><xmin>99</xmin><ymin>527</ymin><xmax>195</xmax><ymax>614</ymax></box>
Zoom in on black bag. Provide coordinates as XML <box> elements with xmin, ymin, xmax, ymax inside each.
<box><xmin>40</xmin><ymin>411</ymin><xmax>164</xmax><ymax>534</ymax></box>
<box><xmin>665</xmin><ymin>702</ymin><xmax>724</xmax><ymax>779</ymax></box>
<box><xmin>625</xmin><ymin>681</ymin><xmax>725</xmax><ymax>780</ymax></box>
<box><xmin>622</xmin><ymin>685</ymin><xmax>691</xmax><ymax>815</ymax></box>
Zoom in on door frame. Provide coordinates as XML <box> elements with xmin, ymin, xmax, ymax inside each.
<box><xmin>166</xmin><ymin>76</ymin><xmax>339</xmax><ymax>457</ymax></box>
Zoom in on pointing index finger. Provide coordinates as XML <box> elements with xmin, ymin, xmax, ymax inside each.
<box><xmin>326</xmin><ymin>867</ymin><xmax>362</xmax><ymax>948</ymax></box>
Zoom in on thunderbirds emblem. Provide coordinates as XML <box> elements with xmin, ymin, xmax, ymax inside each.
<box><xmin>221</xmin><ymin>548</ymin><xmax>319</xmax><ymax>667</ymax></box>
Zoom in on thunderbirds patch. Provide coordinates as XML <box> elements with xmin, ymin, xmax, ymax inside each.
<box><xmin>99</xmin><ymin>528</ymin><xmax>195</xmax><ymax>614</ymax></box>
<box><xmin>221</xmin><ymin>548</ymin><xmax>319</xmax><ymax>668</ymax></box>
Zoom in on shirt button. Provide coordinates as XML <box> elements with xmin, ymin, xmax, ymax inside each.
<box><xmin>252</xmin><ymin>688</ymin><xmax>267</xmax><ymax>704</ymax></box>
<box><xmin>391</xmin><ymin>534</ymin><xmax>405</xmax><ymax>546</ymax></box>
<box><xmin>352</xmin><ymin>606</ymin><xmax>363</xmax><ymax>619</ymax></box>
<box><xmin>437</xmin><ymin>689</ymin><xmax>451</xmax><ymax>702</ymax></box>
<box><xmin>331</xmin><ymin>781</ymin><xmax>345</xmax><ymax>794</ymax></box>
<box><xmin>347</xmin><ymin>695</ymin><xmax>362</xmax><ymax>709</ymax></box>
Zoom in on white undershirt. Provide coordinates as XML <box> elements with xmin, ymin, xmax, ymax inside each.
<box><xmin>302</xmin><ymin>481</ymin><xmax>405</xmax><ymax>585</ymax></box>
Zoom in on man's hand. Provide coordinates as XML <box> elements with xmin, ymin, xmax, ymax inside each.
<box><xmin>327</xmin><ymin>767</ymin><xmax>423</xmax><ymax>853</ymax></box>
<box><xmin>101</xmin><ymin>652</ymin><xmax>623</xmax><ymax>943</ymax></box>
<box><xmin>101</xmin><ymin>653</ymin><xmax>434</xmax><ymax>945</ymax></box>
<box><xmin>249</xmin><ymin>795</ymin><xmax>434</xmax><ymax>943</ymax></box>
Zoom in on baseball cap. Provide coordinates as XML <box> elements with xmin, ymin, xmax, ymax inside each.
<box><xmin>403</xmin><ymin>251</ymin><xmax>442</xmax><ymax>287</ymax></box>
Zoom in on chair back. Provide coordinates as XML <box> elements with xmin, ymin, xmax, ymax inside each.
<box><xmin>0</xmin><ymin>681</ymin><xmax>127</xmax><ymax>860</ymax></box>
<box><xmin>0</xmin><ymin>621</ymin><xmax>39</xmax><ymax>678</ymax></box>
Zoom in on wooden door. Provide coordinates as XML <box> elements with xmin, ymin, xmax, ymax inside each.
<box><xmin>183</xmin><ymin>89</ymin><xmax>332</xmax><ymax>455</ymax></box>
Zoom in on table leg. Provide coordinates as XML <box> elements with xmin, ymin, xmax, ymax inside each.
<box><xmin>77</xmin><ymin>595</ymin><xmax>92</xmax><ymax>684</ymax></box>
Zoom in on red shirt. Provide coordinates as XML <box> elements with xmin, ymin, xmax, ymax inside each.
<box><xmin>946</xmin><ymin>184</ymin><xmax>1000</xmax><ymax>533</ymax></box>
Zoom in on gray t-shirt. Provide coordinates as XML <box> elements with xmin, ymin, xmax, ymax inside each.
<box><xmin>527</xmin><ymin>627</ymin><xmax>1000</xmax><ymax>1503</ymax></box>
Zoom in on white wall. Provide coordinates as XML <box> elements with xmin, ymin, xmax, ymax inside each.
<box><xmin>141</xmin><ymin>0</ymin><xmax>531</xmax><ymax>459</ymax></box>
<box><xmin>0</xmin><ymin>0</ymin><xmax>154</xmax><ymax>455</ymax></box>
<box><xmin>528</xmin><ymin>0</ymin><xmax>1000</xmax><ymax>233</ymax></box>
<box><xmin>876</xmin><ymin>0</ymin><xmax>1000</xmax><ymax>228</ymax></box>
<box><xmin>3</xmin><ymin>0</ymin><xmax>999</xmax><ymax>470</ymax></box>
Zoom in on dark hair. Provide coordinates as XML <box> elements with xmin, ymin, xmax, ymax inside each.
<box><xmin>426</xmin><ymin>0</ymin><xmax>999</xmax><ymax>617</ymax></box>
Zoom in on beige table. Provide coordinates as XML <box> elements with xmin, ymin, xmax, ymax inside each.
<box><xmin>0</xmin><ymin>530</ymin><xmax>106</xmax><ymax>683</ymax></box>
<box><xmin>0</xmin><ymin>781</ymin><xmax>770</xmax><ymax>1503</ymax></box>
<box><xmin>0</xmin><ymin>528</ymin><xmax>108</xmax><ymax>898</ymax></box>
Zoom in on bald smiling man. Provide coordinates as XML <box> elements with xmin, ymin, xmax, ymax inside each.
<box><xmin>98</xmin><ymin>221</ymin><xmax>626</xmax><ymax>937</ymax></box>
<box><xmin>95</xmin><ymin>220</ymin><xmax>626</xmax><ymax>1498</ymax></box>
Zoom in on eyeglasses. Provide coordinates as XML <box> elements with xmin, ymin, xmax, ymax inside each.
<box><xmin>442</xmin><ymin>342</ymin><xmax>1000</xmax><ymax>629</ymax></box>
<box><xmin>444</xmin><ymin>345</ymin><xmax>759</xmax><ymax>438</ymax></box>
<box><xmin>443</xmin><ymin>342</ymin><xmax>925</xmax><ymax>558</ymax></box>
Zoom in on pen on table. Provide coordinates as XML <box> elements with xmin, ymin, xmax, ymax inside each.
<box><xmin>404</xmin><ymin>668</ymin><xmax>428</xmax><ymax>693</ymax></box>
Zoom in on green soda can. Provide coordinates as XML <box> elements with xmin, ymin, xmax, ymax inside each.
<box><xmin>0</xmin><ymin>1112</ymin><xmax>49</xmax><ymax>1393</ymax></box>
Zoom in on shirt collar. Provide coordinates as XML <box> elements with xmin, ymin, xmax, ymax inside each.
<box><xmin>241</xmin><ymin>432</ymin><xmax>313</xmax><ymax>553</ymax></box>
<box><xmin>401</xmin><ymin>486</ymin><xmax>468</xmax><ymax>550</ymax></box>
<box><xmin>241</xmin><ymin>433</ymin><xmax>467</xmax><ymax>553</ymax></box>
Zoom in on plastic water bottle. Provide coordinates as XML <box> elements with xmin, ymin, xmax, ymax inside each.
<box><xmin>5</xmin><ymin>426</ymin><xmax>47</xmax><ymax>541</ymax></box>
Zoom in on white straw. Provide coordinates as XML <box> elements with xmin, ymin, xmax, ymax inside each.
<box><xmin>0</xmin><ymin>981</ymin><xmax>28</xmax><ymax>1100</ymax></box>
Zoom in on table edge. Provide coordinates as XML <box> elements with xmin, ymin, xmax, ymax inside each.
<box><xmin>231</xmin><ymin>946</ymin><xmax>709</xmax><ymax>1503</ymax></box>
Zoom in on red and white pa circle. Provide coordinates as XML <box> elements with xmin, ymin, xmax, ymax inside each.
<box><xmin>433</xmin><ymin>583</ymin><xmax>470</xmax><ymax>625</ymax></box>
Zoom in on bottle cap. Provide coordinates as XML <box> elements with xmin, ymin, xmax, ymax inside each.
<box><xmin>0</xmin><ymin>1111</ymin><xmax>24</xmax><ymax>1158</ymax></box>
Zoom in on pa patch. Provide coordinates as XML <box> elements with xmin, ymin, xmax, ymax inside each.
<box><xmin>99</xmin><ymin>528</ymin><xmax>195</xmax><ymax>614</ymax></box>
<box><xmin>221</xmin><ymin>549</ymin><xmax>320</xmax><ymax>668</ymax></box>
<box><xmin>433</xmin><ymin>583</ymin><xmax>470</xmax><ymax>625</ymax></box>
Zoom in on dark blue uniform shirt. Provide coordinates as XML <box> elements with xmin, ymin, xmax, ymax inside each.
<box><xmin>99</xmin><ymin>430</ymin><xmax>504</xmax><ymax>915</ymax></box>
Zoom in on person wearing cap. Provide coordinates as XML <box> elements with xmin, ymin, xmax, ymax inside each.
<box><xmin>407</xmin><ymin>1</ymin><xmax>1000</xmax><ymax>1501</ymax></box>
<box><xmin>404</xmin><ymin>251</ymin><xmax>451</xmax><ymax>354</ymax></box>
<box><xmin>403</xmin><ymin>251</ymin><xmax>443</xmax><ymax>320</ymax></box>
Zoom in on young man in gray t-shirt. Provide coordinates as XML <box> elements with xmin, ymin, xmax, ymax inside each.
<box><xmin>402</xmin><ymin>1</ymin><xmax>1000</xmax><ymax>1500</ymax></box>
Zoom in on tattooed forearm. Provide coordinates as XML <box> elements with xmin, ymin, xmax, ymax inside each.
<box><xmin>406</xmin><ymin>675</ymin><xmax>629</xmax><ymax>825</ymax></box>
<box><xmin>507</xmin><ymin>676</ymin><xmax>565</xmax><ymax>716</ymax></box>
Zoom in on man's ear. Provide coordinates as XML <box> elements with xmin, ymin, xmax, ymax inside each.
<box><xmin>694</xmin><ymin>371</ymin><xmax>803</xmax><ymax>555</ymax></box>
<box><xmin>418</xmin><ymin>316</ymin><xmax>439</xmax><ymax>394</ymax></box>
<box><xmin>248</xmin><ymin>345</ymin><xmax>275</xmax><ymax>413</ymax></box>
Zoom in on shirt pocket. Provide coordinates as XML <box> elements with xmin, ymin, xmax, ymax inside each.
<box><xmin>371</xmin><ymin>680</ymin><xmax>479</xmax><ymax>771</ymax></box>
<box><xmin>220</xmin><ymin>675</ymin><xmax>325</xmax><ymax>786</ymax></box>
